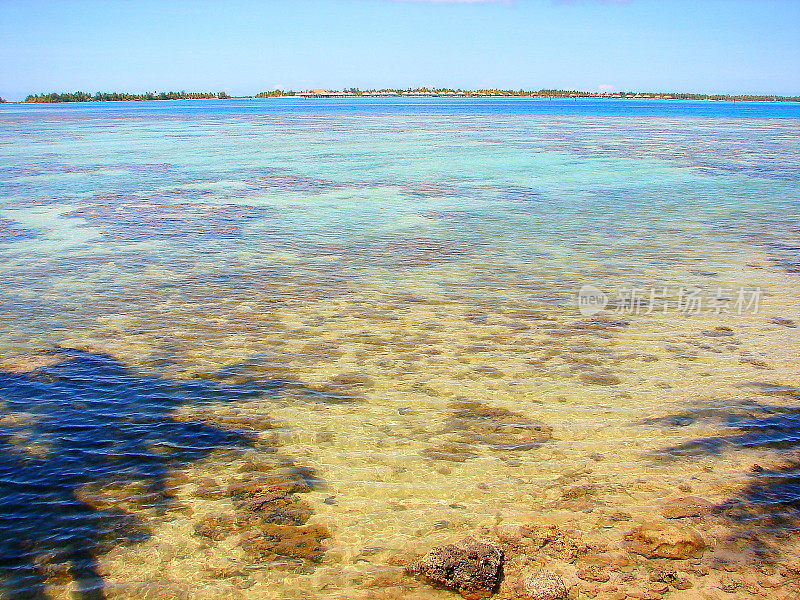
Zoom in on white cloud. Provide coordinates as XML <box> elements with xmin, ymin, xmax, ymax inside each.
<box><xmin>598</xmin><ymin>84</ymin><xmax>616</xmax><ymax>93</ymax></box>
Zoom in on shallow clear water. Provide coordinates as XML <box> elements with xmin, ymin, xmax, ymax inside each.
<box><xmin>1</xmin><ymin>98</ymin><xmax>800</xmax><ymax>599</ymax></box>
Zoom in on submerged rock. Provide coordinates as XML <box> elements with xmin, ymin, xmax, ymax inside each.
<box><xmin>660</xmin><ymin>496</ymin><xmax>714</xmax><ymax>519</ymax></box>
<box><xmin>227</xmin><ymin>472</ymin><xmax>312</xmax><ymax>499</ymax></box>
<box><xmin>0</xmin><ymin>351</ymin><xmax>65</xmax><ymax>374</ymax></box>
<box><xmin>628</xmin><ymin>521</ymin><xmax>705</xmax><ymax>559</ymax></box>
<box><xmin>770</xmin><ymin>316</ymin><xmax>797</xmax><ymax>328</ymax></box>
<box><xmin>449</xmin><ymin>401</ymin><xmax>553</xmax><ymax>450</ymax></box>
<box><xmin>421</xmin><ymin>442</ymin><xmax>480</xmax><ymax>462</ymax></box>
<box><xmin>193</xmin><ymin>513</ymin><xmax>239</xmax><ymax>541</ymax></box>
<box><xmin>519</xmin><ymin>524</ymin><xmax>587</xmax><ymax>563</ymax></box>
<box><xmin>702</xmin><ymin>326</ymin><xmax>735</xmax><ymax>337</ymax></box>
<box><xmin>239</xmin><ymin>492</ymin><xmax>313</xmax><ymax>526</ymax></box>
<box><xmin>422</xmin><ymin>401</ymin><xmax>553</xmax><ymax>463</ymax></box>
<box><xmin>579</xmin><ymin>372</ymin><xmax>621</xmax><ymax>386</ymax></box>
<box><xmin>522</xmin><ymin>571</ymin><xmax>568</xmax><ymax>600</ymax></box>
<box><xmin>406</xmin><ymin>537</ymin><xmax>504</xmax><ymax>599</ymax></box>
<box><xmin>241</xmin><ymin>523</ymin><xmax>330</xmax><ymax>562</ymax></box>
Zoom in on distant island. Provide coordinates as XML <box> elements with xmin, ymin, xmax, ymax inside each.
<box><xmin>14</xmin><ymin>88</ymin><xmax>800</xmax><ymax>103</ymax></box>
<box><xmin>256</xmin><ymin>88</ymin><xmax>800</xmax><ymax>102</ymax></box>
<box><xmin>23</xmin><ymin>91</ymin><xmax>230</xmax><ymax>103</ymax></box>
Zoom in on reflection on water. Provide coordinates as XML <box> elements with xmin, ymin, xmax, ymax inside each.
<box><xmin>0</xmin><ymin>99</ymin><xmax>799</xmax><ymax>598</ymax></box>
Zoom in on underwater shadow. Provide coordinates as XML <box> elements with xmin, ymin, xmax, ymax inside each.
<box><xmin>650</xmin><ymin>384</ymin><xmax>800</xmax><ymax>557</ymax></box>
<box><xmin>0</xmin><ymin>348</ymin><xmax>284</xmax><ymax>599</ymax></box>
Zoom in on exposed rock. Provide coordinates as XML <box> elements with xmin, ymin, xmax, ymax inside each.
<box><xmin>406</xmin><ymin>537</ymin><xmax>503</xmax><ymax>599</ymax></box>
<box><xmin>648</xmin><ymin>567</ymin><xmax>677</xmax><ymax>583</ymax></box>
<box><xmin>660</xmin><ymin>496</ymin><xmax>714</xmax><ymax>519</ymax></box>
<box><xmin>718</xmin><ymin>575</ymin><xmax>742</xmax><ymax>593</ymax></box>
<box><xmin>649</xmin><ymin>582</ymin><xmax>669</xmax><ymax>594</ymax></box>
<box><xmin>673</xmin><ymin>577</ymin><xmax>693</xmax><ymax>590</ymax></box>
<box><xmin>521</xmin><ymin>571</ymin><xmax>568</xmax><ymax>600</ymax></box>
<box><xmin>628</xmin><ymin>521</ymin><xmax>705</xmax><ymax>559</ymax></box>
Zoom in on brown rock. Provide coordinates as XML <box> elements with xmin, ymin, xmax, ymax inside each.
<box><xmin>519</xmin><ymin>525</ymin><xmax>585</xmax><ymax>563</ymax></box>
<box><xmin>629</xmin><ymin>521</ymin><xmax>705</xmax><ymax>559</ymax></box>
<box><xmin>193</xmin><ymin>513</ymin><xmax>239</xmax><ymax>541</ymax></box>
<box><xmin>227</xmin><ymin>473</ymin><xmax>311</xmax><ymax>499</ymax></box>
<box><xmin>649</xmin><ymin>582</ymin><xmax>669</xmax><ymax>594</ymax></box>
<box><xmin>580</xmin><ymin>372</ymin><xmax>621</xmax><ymax>386</ymax></box>
<box><xmin>193</xmin><ymin>477</ymin><xmax>227</xmax><ymax>500</ymax></box>
<box><xmin>660</xmin><ymin>496</ymin><xmax>714</xmax><ymax>519</ymax></box>
<box><xmin>577</xmin><ymin>565</ymin><xmax>610</xmax><ymax>583</ymax></box>
<box><xmin>608</xmin><ymin>511</ymin><xmax>632</xmax><ymax>522</ymax></box>
<box><xmin>421</xmin><ymin>443</ymin><xmax>479</xmax><ymax>462</ymax></box>
<box><xmin>718</xmin><ymin>575</ymin><xmax>741</xmax><ymax>593</ymax></box>
<box><xmin>0</xmin><ymin>351</ymin><xmax>65</xmax><ymax>374</ymax></box>
<box><xmin>562</xmin><ymin>484</ymin><xmax>598</xmax><ymax>501</ymax></box>
<box><xmin>648</xmin><ymin>567</ymin><xmax>677</xmax><ymax>583</ymax></box>
<box><xmin>241</xmin><ymin>523</ymin><xmax>329</xmax><ymax>562</ymax></box>
<box><xmin>447</xmin><ymin>401</ymin><xmax>553</xmax><ymax>451</ymax></box>
<box><xmin>496</xmin><ymin>524</ymin><xmax>522</xmax><ymax>547</ymax></box>
<box><xmin>239</xmin><ymin>492</ymin><xmax>313</xmax><ymax>526</ymax></box>
<box><xmin>406</xmin><ymin>537</ymin><xmax>503</xmax><ymax>599</ymax></box>
<box><xmin>673</xmin><ymin>577</ymin><xmax>693</xmax><ymax>590</ymax></box>
<box><xmin>522</xmin><ymin>571</ymin><xmax>568</xmax><ymax>600</ymax></box>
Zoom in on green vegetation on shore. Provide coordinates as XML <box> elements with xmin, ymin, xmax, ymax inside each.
<box><xmin>254</xmin><ymin>90</ymin><xmax>287</xmax><ymax>98</ymax></box>
<box><xmin>23</xmin><ymin>91</ymin><xmax>230</xmax><ymax>103</ymax></box>
<box><xmin>256</xmin><ymin>87</ymin><xmax>800</xmax><ymax>102</ymax></box>
<box><xmin>14</xmin><ymin>88</ymin><xmax>800</xmax><ymax>103</ymax></box>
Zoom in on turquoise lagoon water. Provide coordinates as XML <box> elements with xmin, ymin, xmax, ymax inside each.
<box><xmin>0</xmin><ymin>98</ymin><xmax>800</xmax><ymax>599</ymax></box>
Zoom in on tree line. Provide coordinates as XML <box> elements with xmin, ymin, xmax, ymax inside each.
<box><xmin>23</xmin><ymin>91</ymin><xmax>230</xmax><ymax>103</ymax></box>
<box><xmin>253</xmin><ymin>88</ymin><xmax>800</xmax><ymax>102</ymax></box>
<box><xmin>12</xmin><ymin>89</ymin><xmax>800</xmax><ymax>103</ymax></box>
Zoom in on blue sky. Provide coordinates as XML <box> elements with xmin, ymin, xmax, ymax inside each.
<box><xmin>0</xmin><ymin>0</ymin><xmax>798</xmax><ymax>100</ymax></box>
